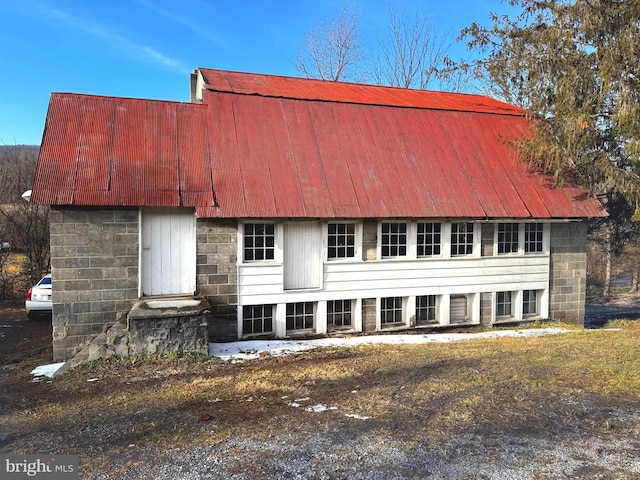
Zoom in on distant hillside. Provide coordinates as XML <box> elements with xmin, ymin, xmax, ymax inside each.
<box><xmin>0</xmin><ymin>145</ymin><xmax>40</xmax><ymax>203</ymax></box>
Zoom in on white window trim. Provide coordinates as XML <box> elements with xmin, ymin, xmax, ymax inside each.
<box><xmin>238</xmin><ymin>221</ymin><xmax>283</xmax><ymax>265</ymax></box>
<box><xmin>490</xmin><ymin>221</ymin><xmax>551</xmax><ymax>257</ymax></box>
<box><xmin>416</xmin><ymin>221</ymin><xmax>444</xmax><ymax>258</ymax></box>
<box><xmin>494</xmin><ymin>222</ymin><xmax>522</xmax><ymax>256</ymax></box>
<box><xmin>377</xmin><ymin>296</ymin><xmax>410</xmax><ymax>329</ymax></box>
<box><xmin>377</xmin><ymin>221</ymin><xmax>411</xmax><ymax>260</ymax></box>
<box><xmin>323</xmin><ymin>221</ymin><xmax>363</xmax><ymax>262</ymax></box>
<box><xmin>447</xmin><ymin>221</ymin><xmax>481</xmax><ymax>258</ymax></box>
<box><xmin>413</xmin><ymin>294</ymin><xmax>441</xmax><ymax>326</ymax></box>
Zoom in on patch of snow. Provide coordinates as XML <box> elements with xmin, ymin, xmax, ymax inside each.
<box><xmin>30</xmin><ymin>362</ymin><xmax>65</xmax><ymax>379</ymax></box>
<box><xmin>305</xmin><ymin>404</ymin><xmax>337</xmax><ymax>413</ymax></box>
<box><xmin>87</xmin><ymin>378</ymin><xmax>99</xmax><ymax>382</ymax></box>
<box><xmin>0</xmin><ymin>324</ymin><xmax>13</xmax><ymax>328</ymax></box>
<box><xmin>345</xmin><ymin>414</ymin><xmax>370</xmax><ymax>420</ymax></box>
<box><xmin>209</xmin><ymin>328</ymin><xmax>570</xmax><ymax>361</ymax></box>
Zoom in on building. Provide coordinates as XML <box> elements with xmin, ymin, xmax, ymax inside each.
<box><xmin>31</xmin><ymin>68</ymin><xmax>606</xmax><ymax>362</ymax></box>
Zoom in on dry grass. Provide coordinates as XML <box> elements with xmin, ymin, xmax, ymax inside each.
<box><xmin>3</xmin><ymin>321</ymin><xmax>638</xmax><ymax>456</ymax></box>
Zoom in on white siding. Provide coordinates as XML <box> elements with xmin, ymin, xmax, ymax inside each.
<box><xmin>239</xmin><ymin>255</ymin><xmax>549</xmax><ymax>303</ymax></box>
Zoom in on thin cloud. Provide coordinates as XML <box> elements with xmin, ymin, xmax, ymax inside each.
<box><xmin>31</xmin><ymin>2</ymin><xmax>190</xmax><ymax>74</ymax></box>
<box><xmin>135</xmin><ymin>0</ymin><xmax>232</xmax><ymax>50</ymax></box>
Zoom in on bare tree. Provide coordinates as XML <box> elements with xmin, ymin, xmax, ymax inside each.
<box><xmin>295</xmin><ymin>6</ymin><xmax>365</xmax><ymax>82</ymax></box>
<box><xmin>370</xmin><ymin>6</ymin><xmax>454</xmax><ymax>90</ymax></box>
<box><xmin>296</xmin><ymin>4</ymin><xmax>470</xmax><ymax>92</ymax></box>
<box><xmin>0</xmin><ymin>145</ymin><xmax>50</xmax><ymax>294</ymax></box>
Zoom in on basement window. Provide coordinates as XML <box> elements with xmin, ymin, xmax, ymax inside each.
<box><xmin>327</xmin><ymin>299</ymin><xmax>353</xmax><ymax>330</ymax></box>
<box><xmin>381</xmin><ymin>297</ymin><xmax>403</xmax><ymax>325</ymax></box>
<box><xmin>450</xmin><ymin>295</ymin><xmax>470</xmax><ymax>323</ymax></box>
<box><xmin>242</xmin><ymin>305</ymin><xmax>274</xmax><ymax>335</ymax></box>
<box><xmin>496</xmin><ymin>291</ymin><xmax>513</xmax><ymax>318</ymax></box>
<box><xmin>286</xmin><ymin>302</ymin><xmax>314</xmax><ymax>332</ymax></box>
<box><xmin>416</xmin><ymin>295</ymin><xmax>438</xmax><ymax>325</ymax></box>
<box><xmin>523</xmin><ymin>290</ymin><xmax>539</xmax><ymax>316</ymax></box>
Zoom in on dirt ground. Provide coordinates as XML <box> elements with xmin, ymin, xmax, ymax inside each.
<box><xmin>1</xmin><ymin>297</ymin><xmax>639</xmax><ymax>479</ymax></box>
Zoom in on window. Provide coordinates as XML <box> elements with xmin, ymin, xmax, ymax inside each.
<box><xmin>244</xmin><ymin>223</ymin><xmax>275</xmax><ymax>261</ymax></box>
<box><xmin>497</xmin><ymin>223</ymin><xmax>519</xmax><ymax>254</ymax></box>
<box><xmin>417</xmin><ymin>222</ymin><xmax>441</xmax><ymax>257</ymax></box>
<box><xmin>496</xmin><ymin>291</ymin><xmax>513</xmax><ymax>317</ymax></box>
<box><xmin>451</xmin><ymin>223</ymin><xmax>474</xmax><ymax>256</ymax></box>
<box><xmin>242</xmin><ymin>305</ymin><xmax>274</xmax><ymax>335</ymax></box>
<box><xmin>523</xmin><ymin>290</ymin><xmax>538</xmax><ymax>316</ymax></box>
<box><xmin>286</xmin><ymin>302</ymin><xmax>314</xmax><ymax>331</ymax></box>
<box><xmin>416</xmin><ymin>295</ymin><xmax>437</xmax><ymax>325</ymax></box>
<box><xmin>525</xmin><ymin>223</ymin><xmax>544</xmax><ymax>253</ymax></box>
<box><xmin>381</xmin><ymin>297</ymin><xmax>403</xmax><ymax>325</ymax></box>
<box><xmin>327</xmin><ymin>299</ymin><xmax>353</xmax><ymax>329</ymax></box>
<box><xmin>381</xmin><ymin>223</ymin><xmax>407</xmax><ymax>258</ymax></box>
<box><xmin>328</xmin><ymin>223</ymin><xmax>355</xmax><ymax>260</ymax></box>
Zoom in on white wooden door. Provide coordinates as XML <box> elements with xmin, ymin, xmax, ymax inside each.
<box><xmin>284</xmin><ymin>221</ymin><xmax>322</xmax><ymax>290</ymax></box>
<box><xmin>140</xmin><ymin>207</ymin><xmax>196</xmax><ymax>296</ymax></box>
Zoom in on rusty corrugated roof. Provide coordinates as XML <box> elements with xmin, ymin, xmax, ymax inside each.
<box><xmin>31</xmin><ymin>69</ymin><xmax>606</xmax><ymax>219</ymax></box>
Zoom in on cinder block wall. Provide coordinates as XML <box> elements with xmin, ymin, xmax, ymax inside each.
<box><xmin>549</xmin><ymin>221</ymin><xmax>588</xmax><ymax>325</ymax></box>
<box><xmin>196</xmin><ymin>218</ymin><xmax>238</xmax><ymax>341</ymax></box>
<box><xmin>50</xmin><ymin>208</ymin><xmax>139</xmax><ymax>361</ymax></box>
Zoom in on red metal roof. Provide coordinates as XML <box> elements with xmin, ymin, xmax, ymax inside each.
<box><xmin>198</xmin><ymin>68</ymin><xmax>525</xmax><ymax>116</ymax></box>
<box><xmin>32</xmin><ymin>69</ymin><xmax>606</xmax><ymax>219</ymax></box>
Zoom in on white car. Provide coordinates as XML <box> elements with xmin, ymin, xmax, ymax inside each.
<box><xmin>25</xmin><ymin>273</ymin><xmax>52</xmax><ymax>320</ymax></box>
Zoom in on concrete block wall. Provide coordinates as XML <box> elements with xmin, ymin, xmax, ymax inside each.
<box><xmin>362</xmin><ymin>298</ymin><xmax>377</xmax><ymax>332</ymax></box>
<box><xmin>549</xmin><ymin>221</ymin><xmax>588</xmax><ymax>325</ymax></box>
<box><xmin>196</xmin><ymin>218</ymin><xmax>238</xmax><ymax>341</ymax></box>
<box><xmin>50</xmin><ymin>208</ymin><xmax>139</xmax><ymax>361</ymax></box>
<box><xmin>363</xmin><ymin>219</ymin><xmax>377</xmax><ymax>261</ymax></box>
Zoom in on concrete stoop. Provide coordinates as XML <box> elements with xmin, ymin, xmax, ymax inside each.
<box><xmin>54</xmin><ymin>297</ymin><xmax>211</xmax><ymax>376</ymax></box>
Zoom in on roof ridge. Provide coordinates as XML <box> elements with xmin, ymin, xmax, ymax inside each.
<box><xmin>197</xmin><ymin>68</ymin><xmax>525</xmax><ymax>116</ymax></box>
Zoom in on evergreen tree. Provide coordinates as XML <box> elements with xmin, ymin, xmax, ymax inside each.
<box><xmin>462</xmin><ymin>0</ymin><xmax>640</xmax><ymax>297</ymax></box>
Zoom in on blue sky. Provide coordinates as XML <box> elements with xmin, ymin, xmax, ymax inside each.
<box><xmin>0</xmin><ymin>0</ymin><xmax>513</xmax><ymax>145</ymax></box>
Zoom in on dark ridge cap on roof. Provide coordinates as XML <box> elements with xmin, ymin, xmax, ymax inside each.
<box><xmin>197</xmin><ymin>67</ymin><xmax>525</xmax><ymax>116</ymax></box>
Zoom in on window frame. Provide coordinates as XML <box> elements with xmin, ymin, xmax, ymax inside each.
<box><xmin>522</xmin><ymin>289</ymin><xmax>539</xmax><ymax>317</ymax></box>
<box><xmin>285</xmin><ymin>301</ymin><xmax>315</xmax><ymax>332</ymax></box>
<box><xmin>380</xmin><ymin>296</ymin><xmax>404</xmax><ymax>326</ymax></box>
<box><xmin>326</xmin><ymin>222</ymin><xmax>361</xmax><ymax>261</ymax></box>
<box><xmin>416</xmin><ymin>294</ymin><xmax>438</xmax><ymax>325</ymax></box>
<box><xmin>241</xmin><ymin>222</ymin><xmax>278</xmax><ymax>263</ymax></box>
<box><xmin>495</xmin><ymin>291</ymin><xmax>513</xmax><ymax>318</ymax></box>
<box><xmin>417</xmin><ymin>222</ymin><xmax>442</xmax><ymax>258</ymax></box>
<box><xmin>524</xmin><ymin>222</ymin><xmax>545</xmax><ymax>254</ymax></box>
<box><xmin>496</xmin><ymin>223</ymin><xmax>520</xmax><ymax>255</ymax></box>
<box><xmin>242</xmin><ymin>304</ymin><xmax>275</xmax><ymax>336</ymax></box>
<box><xmin>327</xmin><ymin>299</ymin><xmax>354</xmax><ymax>330</ymax></box>
<box><xmin>450</xmin><ymin>222</ymin><xmax>475</xmax><ymax>257</ymax></box>
<box><xmin>379</xmin><ymin>222</ymin><xmax>409</xmax><ymax>259</ymax></box>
